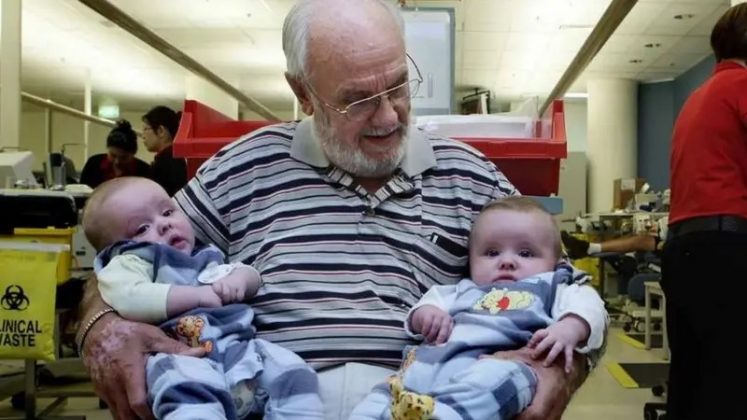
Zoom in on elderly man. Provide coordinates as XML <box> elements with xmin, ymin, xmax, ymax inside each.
<box><xmin>77</xmin><ymin>0</ymin><xmax>595</xmax><ymax>419</ymax></box>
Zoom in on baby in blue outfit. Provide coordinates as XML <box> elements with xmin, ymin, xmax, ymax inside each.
<box><xmin>351</xmin><ymin>196</ymin><xmax>607</xmax><ymax>420</ymax></box>
<box><xmin>83</xmin><ymin>177</ymin><xmax>323</xmax><ymax>420</ymax></box>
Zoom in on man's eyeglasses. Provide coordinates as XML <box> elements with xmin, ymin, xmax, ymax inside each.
<box><xmin>305</xmin><ymin>53</ymin><xmax>423</xmax><ymax>122</ymax></box>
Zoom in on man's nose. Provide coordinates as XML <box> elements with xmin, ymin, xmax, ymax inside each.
<box><xmin>369</xmin><ymin>95</ymin><xmax>399</xmax><ymax>126</ymax></box>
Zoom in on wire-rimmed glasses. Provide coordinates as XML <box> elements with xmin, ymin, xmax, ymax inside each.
<box><xmin>305</xmin><ymin>53</ymin><xmax>423</xmax><ymax>121</ymax></box>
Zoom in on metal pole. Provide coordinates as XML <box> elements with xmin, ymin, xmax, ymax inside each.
<box><xmin>84</xmin><ymin>71</ymin><xmax>92</xmax><ymax>159</ymax></box>
<box><xmin>21</xmin><ymin>92</ymin><xmax>117</xmax><ymax>128</ymax></box>
<box><xmin>79</xmin><ymin>0</ymin><xmax>280</xmax><ymax>121</ymax></box>
<box><xmin>44</xmin><ymin>108</ymin><xmax>53</xmax><ymax>157</ymax></box>
<box><xmin>539</xmin><ymin>0</ymin><xmax>638</xmax><ymax>115</ymax></box>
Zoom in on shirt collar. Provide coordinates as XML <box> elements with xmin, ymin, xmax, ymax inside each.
<box><xmin>289</xmin><ymin>117</ymin><xmax>437</xmax><ymax>177</ymax></box>
<box><xmin>714</xmin><ymin>60</ymin><xmax>747</xmax><ymax>74</ymax></box>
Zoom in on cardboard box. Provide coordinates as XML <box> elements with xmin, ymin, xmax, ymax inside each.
<box><xmin>613</xmin><ymin>177</ymin><xmax>646</xmax><ymax>209</ymax></box>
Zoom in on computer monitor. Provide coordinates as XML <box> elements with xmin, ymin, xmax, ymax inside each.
<box><xmin>0</xmin><ymin>151</ymin><xmax>39</xmax><ymax>188</ymax></box>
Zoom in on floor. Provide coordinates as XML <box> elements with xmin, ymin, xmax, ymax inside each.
<box><xmin>0</xmin><ymin>325</ymin><xmax>667</xmax><ymax>420</ymax></box>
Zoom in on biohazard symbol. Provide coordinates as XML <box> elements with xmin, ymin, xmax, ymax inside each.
<box><xmin>1</xmin><ymin>285</ymin><xmax>30</xmax><ymax>311</ymax></box>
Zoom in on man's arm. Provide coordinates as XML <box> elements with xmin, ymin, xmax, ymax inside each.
<box><xmin>76</xmin><ymin>275</ymin><xmax>111</xmax><ymax>345</ymax></box>
<box><xmin>77</xmin><ymin>275</ymin><xmax>205</xmax><ymax>420</ymax></box>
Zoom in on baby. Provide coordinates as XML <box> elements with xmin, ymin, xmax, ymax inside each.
<box><xmin>82</xmin><ymin>177</ymin><xmax>323</xmax><ymax>420</ymax></box>
<box><xmin>351</xmin><ymin>196</ymin><xmax>607</xmax><ymax>420</ymax></box>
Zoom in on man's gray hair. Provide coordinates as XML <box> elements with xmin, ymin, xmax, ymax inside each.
<box><xmin>282</xmin><ymin>0</ymin><xmax>405</xmax><ymax>80</ymax></box>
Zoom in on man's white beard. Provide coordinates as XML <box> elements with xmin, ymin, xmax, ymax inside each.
<box><xmin>313</xmin><ymin>111</ymin><xmax>408</xmax><ymax>178</ymax></box>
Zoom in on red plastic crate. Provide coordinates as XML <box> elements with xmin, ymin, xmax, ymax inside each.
<box><xmin>453</xmin><ymin>100</ymin><xmax>567</xmax><ymax>196</ymax></box>
<box><xmin>173</xmin><ymin>100</ymin><xmax>567</xmax><ymax>196</ymax></box>
<box><xmin>173</xmin><ymin>100</ymin><xmax>275</xmax><ymax>177</ymax></box>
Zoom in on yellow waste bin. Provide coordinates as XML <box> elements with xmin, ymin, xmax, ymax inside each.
<box><xmin>0</xmin><ymin>227</ymin><xmax>74</xmax><ymax>284</ymax></box>
<box><xmin>0</xmin><ymin>241</ymin><xmax>67</xmax><ymax>361</ymax></box>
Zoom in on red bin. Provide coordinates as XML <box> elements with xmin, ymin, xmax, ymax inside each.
<box><xmin>173</xmin><ymin>100</ymin><xmax>567</xmax><ymax>196</ymax></box>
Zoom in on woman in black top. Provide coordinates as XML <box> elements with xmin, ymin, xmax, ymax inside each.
<box><xmin>141</xmin><ymin>106</ymin><xmax>187</xmax><ymax>196</ymax></box>
<box><xmin>80</xmin><ymin>120</ymin><xmax>151</xmax><ymax>189</ymax></box>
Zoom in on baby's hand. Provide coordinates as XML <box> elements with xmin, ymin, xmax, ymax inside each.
<box><xmin>410</xmin><ymin>305</ymin><xmax>453</xmax><ymax>344</ymax></box>
<box><xmin>212</xmin><ymin>266</ymin><xmax>261</xmax><ymax>304</ymax></box>
<box><xmin>527</xmin><ymin>314</ymin><xmax>590</xmax><ymax>373</ymax></box>
<box><xmin>197</xmin><ymin>286</ymin><xmax>223</xmax><ymax>308</ymax></box>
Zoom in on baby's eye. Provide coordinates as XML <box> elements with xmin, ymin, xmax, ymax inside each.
<box><xmin>134</xmin><ymin>225</ymin><xmax>150</xmax><ymax>236</ymax></box>
<box><xmin>486</xmin><ymin>249</ymin><xmax>499</xmax><ymax>257</ymax></box>
<box><xmin>519</xmin><ymin>249</ymin><xmax>535</xmax><ymax>258</ymax></box>
<box><xmin>163</xmin><ymin>209</ymin><xmax>174</xmax><ymax>216</ymax></box>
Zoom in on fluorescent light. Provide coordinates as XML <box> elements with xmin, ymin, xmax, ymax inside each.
<box><xmin>97</xmin><ymin>104</ymin><xmax>120</xmax><ymax>119</ymax></box>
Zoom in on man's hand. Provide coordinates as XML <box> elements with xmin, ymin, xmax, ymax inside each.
<box><xmin>82</xmin><ymin>314</ymin><xmax>205</xmax><ymax>420</ymax></box>
<box><xmin>486</xmin><ymin>346</ymin><xmax>588</xmax><ymax>420</ymax></box>
<box><xmin>410</xmin><ymin>305</ymin><xmax>453</xmax><ymax>344</ymax></box>
<box><xmin>211</xmin><ymin>266</ymin><xmax>261</xmax><ymax>304</ymax></box>
<box><xmin>527</xmin><ymin>315</ymin><xmax>590</xmax><ymax>373</ymax></box>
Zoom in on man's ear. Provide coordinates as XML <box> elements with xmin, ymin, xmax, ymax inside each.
<box><xmin>156</xmin><ymin>125</ymin><xmax>170</xmax><ymax>141</ymax></box>
<box><xmin>285</xmin><ymin>73</ymin><xmax>314</xmax><ymax>116</ymax></box>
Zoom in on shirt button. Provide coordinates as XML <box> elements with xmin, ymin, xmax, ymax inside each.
<box><xmin>364</xmin><ymin>208</ymin><xmax>375</xmax><ymax>216</ymax></box>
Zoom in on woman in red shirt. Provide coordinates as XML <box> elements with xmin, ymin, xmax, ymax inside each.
<box><xmin>80</xmin><ymin>120</ymin><xmax>151</xmax><ymax>189</ymax></box>
<box><xmin>664</xmin><ymin>4</ymin><xmax>747</xmax><ymax>419</ymax></box>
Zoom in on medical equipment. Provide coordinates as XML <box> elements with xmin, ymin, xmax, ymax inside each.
<box><xmin>0</xmin><ymin>151</ymin><xmax>39</xmax><ymax>189</ymax></box>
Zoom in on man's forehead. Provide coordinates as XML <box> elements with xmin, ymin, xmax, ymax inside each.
<box><xmin>333</xmin><ymin>59</ymin><xmax>408</xmax><ymax>93</ymax></box>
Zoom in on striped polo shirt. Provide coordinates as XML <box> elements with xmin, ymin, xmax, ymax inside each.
<box><xmin>174</xmin><ymin>118</ymin><xmax>518</xmax><ymax>369</ymax></box>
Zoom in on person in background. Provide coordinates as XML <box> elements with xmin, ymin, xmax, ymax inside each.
<box><xmin>62</xmin><ymin>155</ymin><xmax>79</xmax><ymax>184</ymax></box>
<box><xmin>79</xmin><ymin>120</ymin><xmax>151</xmax><ymax>189</ymax></box>
<box><xmin>141</xmin><ymin>105</ymin><xmax>187</xmax><ymax>196</ymax></box>
<box><xmin>560</xmin><ymin>230</ymin><xmax>664</xmax><ymax>260</ymax></box>
<box><xmin>663</xmin><ymin>4</ymin><xmax>747</xmax><ymax>420</ymax></box>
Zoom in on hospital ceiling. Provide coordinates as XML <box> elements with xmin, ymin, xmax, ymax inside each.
<box><xmin>16</xmin><ymin>0</ymin><xmax>730</xmax><ymax>116</ymax></box>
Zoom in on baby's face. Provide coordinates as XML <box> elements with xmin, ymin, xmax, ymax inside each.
<box><xmin>101</xmin><ymin>180</ymin><xmax>195</xmax><ymax>254</ymax></box>
<box><xmin>469</xmin><ymin>209</ymin><xmax>558</xmax><ymax>285</ymax></box>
